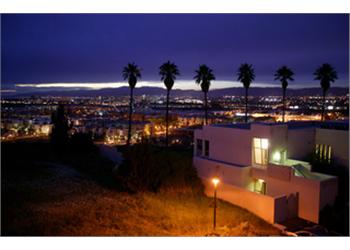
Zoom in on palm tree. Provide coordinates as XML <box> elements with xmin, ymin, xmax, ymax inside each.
<box><xmin>159</xmin><ymin>61</ymin><xmax>180</xmax><ymax>146</ymax></box>
<box><xmin>274</xmin><ymin>66</ymin><xmax>294</xmax><ymax>122</ymax></box>
<box><xmin>122</xmin><ymin>63</ymin><xmax>141</xmax><ymax>145</ymax></box>
<box><xmin>314</xmin><ymin>63</ymin><xmax>338</xmax><ymax>121</ymax></box>
<box><xmin>194</xmin><ymin>64</ymin><xmax>215</xmax><ymax>125</ymax></box>
<box><xmin>237</xmin><ymin>63</ymin><xmax>255</xmax><ymax>123</ymax></box>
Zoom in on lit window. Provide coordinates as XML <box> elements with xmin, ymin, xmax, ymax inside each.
<box><xmin>254</xmin><ymin>179</ymin><xmax>267</xmax><ymax>194</ymax></box>
<box><xmin>261</xmin><ymin>139</ymin><xmax>269</xmax><ymax>150</ymax></box>
<box><xmin>196</xmin><ymin>139</ymin><xmax>203</xmax><ymax>156</ymax></box>
<box><xmin>253</xmin><ymin>138</ymin><xmax>269</xmax><ymax>165</ymax></box>
<box><xmin>315</xmin><ymin>144</ymin><xmax>332</xmax><ymax>163</ymax></box>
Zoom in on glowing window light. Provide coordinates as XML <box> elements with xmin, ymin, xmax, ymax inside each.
<box><xmin>272</xmin><ymin>151</ymin><xmax>281</xmax><ymax>162</ymax></box>
<box><xmin>261</xmin><ymin>139</ymin><xmax>269</xmax><ymax>150</ymax></box>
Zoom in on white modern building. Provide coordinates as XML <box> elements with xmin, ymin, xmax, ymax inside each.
<box><xmin>193</xmin><ymin>121</ymin><xmax>349</xmax><ymax>224</ymax></box>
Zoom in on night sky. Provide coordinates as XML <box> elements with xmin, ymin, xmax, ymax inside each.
<box><xmin>1</xmin><ymin>14</ymin><xmax>349</xmax><ymax>91</ymax></box>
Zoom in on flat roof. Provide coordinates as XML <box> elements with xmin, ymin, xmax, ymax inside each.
<box><xmin>212</xmin><ymin>123</ymin><xmax>251</xmax><ymax>129</ymax></box>
<box><xmin>208</xmin><ymin>120</ymin><xmax>349</xmax><ymax>131</ymax></box>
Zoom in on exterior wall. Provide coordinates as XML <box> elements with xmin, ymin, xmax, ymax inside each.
<box><xmin>269</xmin><ymin>125</ymin><xmax>288</xmax><ymax>158</ymax></box>
<box><xmin>315</xmin><ymin>128</ymin><xmax>349</xmax><ymax>168</ymax></box>
<box><xmin>193</xmin><ymin>156</ymin><xmax>252</xmax><ymax>188</ymax></box>
<box><xmin>319</xmin><ymin>177</ymin><xmax>338</xmax><ymax>209</ymax></box>
<box><xmin>194</xmin><ymin>126</ymin><xmax>251</xmax><ymax>166</ymax></box>
<box><xmin>201</xmin><ymin>177</ymin><xmax>288</xmax><ymax>224</ymax></box>
<box><xmin>251</xmin><ymin>165</ymin><xmax>337</xmax><ymax>223</ymax></box>
<box><xmin>195</xmin><ymin>158</ymin><xmax>300</xmax><ymax>223</ymax></box>
<box><xmin>287</xmin><ymin>128</ymin><xmax>315</xmax><ymax>160</ymax></box>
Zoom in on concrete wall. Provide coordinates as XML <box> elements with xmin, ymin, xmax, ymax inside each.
<box><xmin>287</xmin><ymin>128</ymin><xmax>315</xmax><ymax>160</ymax></box>
<box><xmin>194</xmin><ymin>125</ymin><xmax>251</xmax><ymax>166</ymax></box>
<box><xmin>251</xmin><ymin>165</ymin><xmax>323</xmax><ymax>223</ymax></box>
<box><xmin>269</xmin><ymin>125</ymin><xmax>288</xmax><ymax>161</ymax></box>
<box><xmin>195</xmin><ymin>158</ymin><xmax>299</xmax><ymax>224</ymax></box>
<box><xmin>315</xmin><ymin>128</ymin><xmax>349</xmax><ymax>168</ymax></box>
<box><xmin>319</xmin><ymin>177</ymin><xmax>338</xmax><ymax>210</ymax></box>
<box><xmin>201</xmin><ymin>177</ymin><xmax>288</xmax><ymax>224</ymax></box>
<box><xmin>290</xmin><ymin>175</ymin><xmax>322</xmax><ymax>223</ymax></box>
<box><xmin>193</xmin><ymin>156</ymin><xmax>252</xmax><ymax>188</ymax></box>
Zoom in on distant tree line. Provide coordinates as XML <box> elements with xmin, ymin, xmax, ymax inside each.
<box><xmin>50</xmin><ymin>104</ymin><xmax>95</xmax><ymax>153</ymax></box>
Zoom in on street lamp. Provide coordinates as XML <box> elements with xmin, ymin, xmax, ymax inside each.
<box><xmin>211</xmin><ymin>177</ymin><xmax>220</xmax><ymax>230</ymax></box>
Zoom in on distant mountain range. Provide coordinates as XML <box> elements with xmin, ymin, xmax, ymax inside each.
<box><xmin>4</xmin><ymin>86</ymin><xmax>349</xmax><ymax>98</ymax></box>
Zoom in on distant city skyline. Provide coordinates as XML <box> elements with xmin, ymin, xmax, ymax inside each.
<box><xmin>1</xmin><ymin>14</ymin><xmax>349</xmax><ymax>92</ymax></box>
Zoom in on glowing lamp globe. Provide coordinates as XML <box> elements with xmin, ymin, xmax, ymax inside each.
<box><xmin>212</xmin><ymin>177</ymin><xmax>220</xmax><ymax>187</ymax></box>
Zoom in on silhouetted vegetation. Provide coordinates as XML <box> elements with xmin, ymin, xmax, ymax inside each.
<box><xmin>237</xmin><ymin>63</ymin><xmax>255</xmax><ymax>123</ymax></box>
<box><xmin>50</xmin><ymin>104</ymin><xmax>71</xmax><ymax>151</ymax></box>
<box><xmin>116</xmin><ymin>143</ymin><xmax>203</xmax><ymax>193</ymax></box>
<box><xmin>319</xmin><ymin>198</ymin><xmax>349</xmax><ymax>236</ymax></box>
<box><xmin>310</xmin><ymin>160</ymin><xmax>349</xmax><ymax>203</ymax></box>
<box><xmin>194</xmin><ymin>64</ymin><xmax>215</xmax><ymax>125</ymax></box>
<box><xmin>69</xmin><ymin>132</ymin><xmax>95</xmax><ymax>153</ymax></box>
<box><xmin>159</xmin><ymin>61</ymin><xmax>180</xmax><ymax>146</ymax></box>
<box><xmin>122</xmin><ymin>63</ymin><xmax>142</xmax><ymax>145</ymax></box>
<box><xmin>308</xmin><ymin>153</ymin><xmax>349</xmax><ymax>235</ymax></box>
<box><xmin>314</xmin><ymin>63</ymin><xmax>338</xmax><ymax>121</ymax></box>
<box><xmin>274</xmin><ymin>66</ymin><xmax>294</xmax><ymax>122</ymax></box>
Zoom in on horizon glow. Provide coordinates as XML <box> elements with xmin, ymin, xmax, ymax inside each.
<box><xmin>13</xmin><ymin>80</ymin><xmax>327</xmax><ymax>91</ymax></box>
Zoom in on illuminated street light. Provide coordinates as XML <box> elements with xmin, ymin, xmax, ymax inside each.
<box><xmin>211</xmin><ymin>177</ymin><xmax>220</xmax><ymax>230</ymax></box>
<box><xmin>212</xmin><ymin>177</ymin><xmax>220</xmax><ymax>187</ymax></box>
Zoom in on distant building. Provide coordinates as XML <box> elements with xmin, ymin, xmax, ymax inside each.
<box><xmin>193</xmin><ymin>121</ymin><xmax>349</xmax><ymax>224</ymax></box>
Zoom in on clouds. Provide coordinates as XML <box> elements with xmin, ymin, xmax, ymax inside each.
<box><xmin>14</xmin><ymin>79</ymin><xmax>322</xmax><ymax>92</ymax></box>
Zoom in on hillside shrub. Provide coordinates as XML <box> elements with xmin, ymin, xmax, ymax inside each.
<box><xmin>116</xmin><ymin>143</ymin><xmax>203</xmax><ymax>193</ymax></box>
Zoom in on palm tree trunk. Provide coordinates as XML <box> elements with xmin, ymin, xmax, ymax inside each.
<box><xmin>321</xmin><ymin>90</ymin><xmax>326</xmax><ymax>122</ymax></box>
<box><xmin>204</xmin><ymin>91</ymin><xmax>208</xmax><ymax>125</ymax></box>
<box><xmin>127</xmin><ymin>87</ymin><xmax>134</xmax><ymax>145</ymax></box>
<box><xmin>166</xmin><ymin>89</ymin><xmax>170</xmax><ymax>147</ymax></box>
<box><xmin>282</xmin><ymin>88</ymin><xmax>286</xmax><ymax>123</ymax></box>
<box><xmin>245</xmin><ymin>87</ymin><xmax>248</xmax><ymax>123</ymax></box>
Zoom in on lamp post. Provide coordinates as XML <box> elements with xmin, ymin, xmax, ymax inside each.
<box><xmin>211</xmin><ymin>177</ymin><xmax>220</xmax><ymax>230</ymax></box>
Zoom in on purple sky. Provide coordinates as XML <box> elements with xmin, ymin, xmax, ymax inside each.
<box><xmin>1</xmin><ymin>14</ymin><xmax>349</xmax><ymax>91</ymax></box>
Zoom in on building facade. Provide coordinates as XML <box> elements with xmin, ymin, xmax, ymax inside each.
<box><xmin>193</xmin><ymin>121</ymin><xmax>348</xmax><ymax>224</ymax></box>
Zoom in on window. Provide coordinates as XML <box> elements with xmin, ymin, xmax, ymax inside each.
<box><xmin>254</xmin><ymin>179</ymin><xmax>267</xmax><ymax>195</ymax></box>
<box><xmin>315</xmin><ymin>144</ymin><xmax>332</xmax><ymax>163</ymax></box>
<box><xmin>196</xmin><ymin>139</ymin><xmax>203</xmax><ymax>156</ymax></box>
<box><xmin>204</xmin><ymin>140</ymin><xmax>210</xmax><ymax>157</ymax></box>
<box><xmin>253</xmin><ymin>138</ymin><xmax>269</xmax><ymax>165</ymax></box>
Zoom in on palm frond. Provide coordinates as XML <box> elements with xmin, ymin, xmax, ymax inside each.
<box><xmin>159</xmin><ymin>61</ymin><xmax>180</xmax><ymax>91</ymax></box>
<box><xmin>237</xmin><ymin>63</ymin><xmax>255</xmax><ymax>88</ymax></box>
<box><xmin>274</xmin><ymin>66</ymin><xmax>294</xmax><ymax>90</ymax></box>
<box><xmin>194</xmin><ymin>64</ymin><xmax>215</xmax><ymax>93</ymax></box>
<box><xmin>122</xmin><ymin>62</ymin><xmax>141</xmax><ymax>88</ymax></box>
